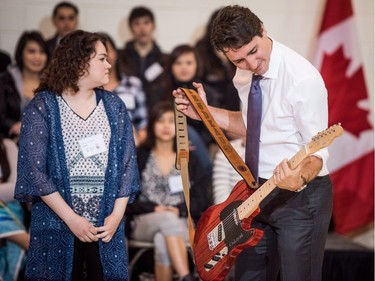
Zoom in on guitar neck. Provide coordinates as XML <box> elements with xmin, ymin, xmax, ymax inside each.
<box><xmin>237</xmin><ymin>145</ymin><xmax>310</xmax><ymax>220</ymax></box>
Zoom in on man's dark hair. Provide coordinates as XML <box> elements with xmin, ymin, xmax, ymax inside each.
<box><xmin>210</xmin><ymin>5</ymin><xmax>263</xmax><ymax>53</ymax></box>
<box><xmin>52</xmin><ymin>1</ymin><xmax>79</xmax><ymax>17</ymax></box>
<box><xmin>128</xmin><ymin>6</ymin><xmax>154</xmax><ymax>26</ymax></box>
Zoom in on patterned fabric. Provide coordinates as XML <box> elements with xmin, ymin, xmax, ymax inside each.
<box><xmin>112</xmin><ymin>75</ymin><xmax>148</xmax><ymax>131</ymax></box>
<box><xmin>15</xmin><ymin>89</ymin><xmax>140</xmax><ymax>281</ymax></box>
<box><xmin>0</xmin><ymin>201</ymin><xmax>26</xmax><ymax>281</ymax></box>
<box><xmin>58</xmin><ymin>98</ymin><xmax>109</xmax><ymax>226</ymax></box>
<box><xmin>139</xmin><ymin>151</ymin><xmax>184</xmax><ymax>206</ymax></box>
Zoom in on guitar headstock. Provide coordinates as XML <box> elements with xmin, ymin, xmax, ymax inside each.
<box><xmin>307</xmin><ymin>123</ymin><xmax>344</xmax><ymax>154</ymax></box>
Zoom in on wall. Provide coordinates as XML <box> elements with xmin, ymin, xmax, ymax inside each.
<box><xmin>0</xmin><ymin>0</ymin><xmax>373</xmax><ymax>113</ymax></box>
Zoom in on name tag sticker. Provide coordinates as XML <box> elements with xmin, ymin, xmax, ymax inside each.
<box><xmin>144</xmin><ymin>62</ymin><xmax>163</xmax><ymax>82</ymax></box>
<box><xmin>78</xmin><ymin>133</ymin><xmax>107</xmax><ymax>158</ymax></box>
<box><xmin>168</xmin><ymin>175</ymin><xmax>184</xmax><ymax>194</ymax></box>
<box><xmin>119</xmin><ymin>94</ymin><xmax>136</xmax><ymax>110</ymax></box>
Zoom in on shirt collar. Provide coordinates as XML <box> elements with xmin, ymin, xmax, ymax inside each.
<box><xmin>262</xmin><ymin>38</ymin><xmax>280</xmax><ymax>80</ymax></box>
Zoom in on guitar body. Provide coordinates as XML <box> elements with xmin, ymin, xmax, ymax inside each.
<box><xmin>193</xmin><ymin>180</ymin><xmax>264</xmax><ymax>281</ymax></box>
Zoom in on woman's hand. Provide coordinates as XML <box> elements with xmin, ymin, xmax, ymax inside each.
<box><xmin>9</xmin><ymin>121</ymin><xmax>21</xmax><ymax>136</ymax></box>
<box><xmin>95</xmin><ymin>197</ymin><xmax>129</xmax><ymax>243</ymax></box>
<box><xmin>95</xmin><ymin>214</ymin><xmax>122</xmax><ymax>243</ymax></box>
<box><xmin>66</xmin><ymin>213</ymin><xmax>98</xmax><ymax>242</ymax></box>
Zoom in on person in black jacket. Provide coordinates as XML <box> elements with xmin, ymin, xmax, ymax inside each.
<box><xmin>118</xmin><ymin>6</ymin><xmax>169</xmax><ymax>112</ymax></box>
<box><xmin>45</xmin><ymin>1</ymin><xmax>79</xmax><ymax>55</ymax></box>
<box><xmin>0</xmin><ymin>50</ymin><xmax>11</xmax><ymax>73</ymax></box>
<box><xmin>126</xmin><ymin>101</ymin><xmax>210</xmax><ymax>281</ymax></box>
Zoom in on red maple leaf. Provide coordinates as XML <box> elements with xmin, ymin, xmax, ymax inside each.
<box><xmin>320</xmin><ymin>45</ymin><xmax>372</xmax><ymax>137</ymax></box>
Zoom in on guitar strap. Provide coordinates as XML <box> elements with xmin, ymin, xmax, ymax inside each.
<box><xmin>174</xmin><ymin>88</ymin><xmax>258</xmax><ymax>255</ymax></box>
<box><xmin>174</xmin><ymin>104</ymin><xmax>196</xmax><ymax>256</ymax></box>
<box><xmin>177</xmin><ymin>88</ymin><xmax>258</xmax><ymax>189</ymax></box>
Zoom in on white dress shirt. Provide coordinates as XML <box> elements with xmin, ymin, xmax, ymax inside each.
<box><xmin>233</xmin><ymin>39</ymin><xmax>329</xmax><ymax>179</ymax></box>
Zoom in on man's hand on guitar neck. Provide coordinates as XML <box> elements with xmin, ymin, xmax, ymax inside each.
<box><xmin>272</xmin><ymin>156</ymin><xmax>323</xmax><ymax>192</ymax></box>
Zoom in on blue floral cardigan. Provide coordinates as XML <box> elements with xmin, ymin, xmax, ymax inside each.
<box><xmin>15</xmin><ymin>89</ymin><xmax>140</xmax><ymax>281</ymax></box>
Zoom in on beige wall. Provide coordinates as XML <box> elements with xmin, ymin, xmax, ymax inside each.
<box><xmin>0</xmin><ymin>0</ymin><xmax>373</xmax><ymax>115</ymax></box>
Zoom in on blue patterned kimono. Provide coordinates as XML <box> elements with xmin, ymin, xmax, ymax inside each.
<box><xmin>15</xmin><ymin>89</ymin><xmax>140</xmax><ymax>281</ymax></box>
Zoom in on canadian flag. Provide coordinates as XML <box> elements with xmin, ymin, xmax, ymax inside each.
<box><xmin>313</xmin><ymin>0</ymin><xmax>374</xmax><ymax>234</ymax></box>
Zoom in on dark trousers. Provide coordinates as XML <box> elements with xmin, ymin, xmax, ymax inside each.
<box><xmin>235</xmin><ymin>175</ymin><xmax>333</xmax><ymax>281</ymax></box>
<box><xmin>71</xmin><ymin>237</ymin><xmax>104</xmax><ymax>281</ymax></box>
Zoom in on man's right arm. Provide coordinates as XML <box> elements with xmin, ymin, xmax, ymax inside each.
<box><xmin>208</xmin><ymin>105</ymin><xmax>246</xmax><ymax>137</ymax></box>
<box><xmin>173</xmin><ymin>82</ymin><xmax>246</xmax><ymax>137</ymax></box>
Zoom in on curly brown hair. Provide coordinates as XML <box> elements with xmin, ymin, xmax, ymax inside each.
<box><xmin>35</xmin><ymin>30</ymin><xmax>107</xmax><ymax>95</ymax></box>
<box><xmin>210</xmin><ymin>5</ymin><xmax>263</xmax><ymax>53</ymax></box>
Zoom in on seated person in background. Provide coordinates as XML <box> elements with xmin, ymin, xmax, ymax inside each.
<box><xmin>0</xmin><ymin>50</ymin><xmax>11</xmax><ymax>73</ymax></box>
<box><xmin>212</xmin><ymin>137</ymin><xmax>245</xmax><ymax>204</ymax></box>
<box><xmin>46</xmin><ymin>1</ymin><xmax>79</xmax><ymax>54</ymax></box>
<box><xmin>102</xmin><ymin>32</ymin><xmax>148</xmax><ymax>145</ymax></box>
<box><xmin>126</xmin><ymin>101</ymin><xmax>210</xmax><ymax>281</ymax></box>
<box><xmin>0</xmin><ymin>137</ymin><xmax>30</xmax><ymax>281</ymax></box>
<box><xmin>0</xmin><ymin>31</ymin><xmax>49</xmax><ymax>139</ymax></box>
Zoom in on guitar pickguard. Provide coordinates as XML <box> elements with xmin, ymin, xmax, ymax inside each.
<box><xmin>203</xmin><ymin>200</ymin><xmax>256</xmax><ymax>271</ymax></box>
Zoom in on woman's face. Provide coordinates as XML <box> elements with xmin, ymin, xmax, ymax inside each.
<box><xmin>154</xmin><ymin>110</ymin><xmax>175</xmax><ymax>142</ymax></box>
<box><xmin>171</xmin><ymin>51</ymin><xmax>197</xmax><ymax>82</ymax></box>
<box><xmin>80</xmin><ymin>41</ymin><xmax>111</xmax><ymax>88</ymax></box>
<box><xmin>22</xmin><ymin>40</ymin><xmax>48</xmax><ymax>74</ymax></box>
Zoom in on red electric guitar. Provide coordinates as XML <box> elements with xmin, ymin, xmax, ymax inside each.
<box><xmin>193</xmin><ymin>124</ymin><xmax>343</xmax><ymax>281</ymax></box>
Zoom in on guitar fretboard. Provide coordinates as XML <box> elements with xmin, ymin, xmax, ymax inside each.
<box><xmin>238</xmin><ymin>145</ymin><xmax>309</xmax><ymax>220</ymax></box>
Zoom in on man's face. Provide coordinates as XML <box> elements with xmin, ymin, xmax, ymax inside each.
<box><xmin>130</xmin><ymin>16</ymin><xmax>155</xmax><ymax>45</ymax></box>
<box><xmin>53</xmin><ymin>7</ymin><xmax>78</xmax><ymax>38</ymax></box>
<box><xmin>224</xmin><ymin>31</ymin><xmax>272</xmax><ymax>76</ymax></box>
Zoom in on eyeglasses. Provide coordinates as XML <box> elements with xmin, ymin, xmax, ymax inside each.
<box><xmin>56</xmin><ymin>15</ymin><xmax>76</xmax><ymax>21</ymax></box>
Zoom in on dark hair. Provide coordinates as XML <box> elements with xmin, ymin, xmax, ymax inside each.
<box><xmin>128</xmin><ymin>6</ymin><xmax>154</xmax><ymax>26</ymax></box>
<box><xmin>35</xmin><ymin>30</ymin><xmax>106</xmax><ymax>95</ymax></box>
<box><xmin>195</xmin><ymin>9</ymin><xmax>231</xmax><ymax>79</ymax></box>
<box><xmin>162</xmin><ymin>44</ymin><xmax>199</xmax><ymax>101</ymax></box>
<box><xmin>14</xmin><ymin>31</ymin><xmax>50</xmax><ymax>72</ymax></box>
<box><xmin>52</xmin><ymin>1</ymin><xmax>79</xmax><ymax>17</ymax></box>
<box><xmin>99</xmin><ymin>32</ymin><xmax>122</xmax><ymax>81</ymax></box>
<box><xmin>210</xmin><ymin>5</ymin><xmax>263</xmax><ymax>52</ymax></box>
<box><xmin>0</xmin><ymin>137</ymin><xmax>10</xmax><ymax>182</ymax></box>
<box><xmin>142</xmin><ymin>101</ymin><xmax>176</xmax><ymax>150</ymax></box>
<box><xmin>167</xmin><ymin>44</ymin><xmax>198</xmax><ymax>75</ymax></box>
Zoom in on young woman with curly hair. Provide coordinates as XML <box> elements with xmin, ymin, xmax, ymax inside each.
<box><xmin>15</xmin><ymin>30</ymin><xmax>140</xmax><ymax>281</ymax></box>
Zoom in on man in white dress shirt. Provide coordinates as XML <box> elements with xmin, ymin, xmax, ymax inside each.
<box><xmin>173</xmin><ymin>5</ymin><xmax>332</xmax><ymax>281</ymax></box>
